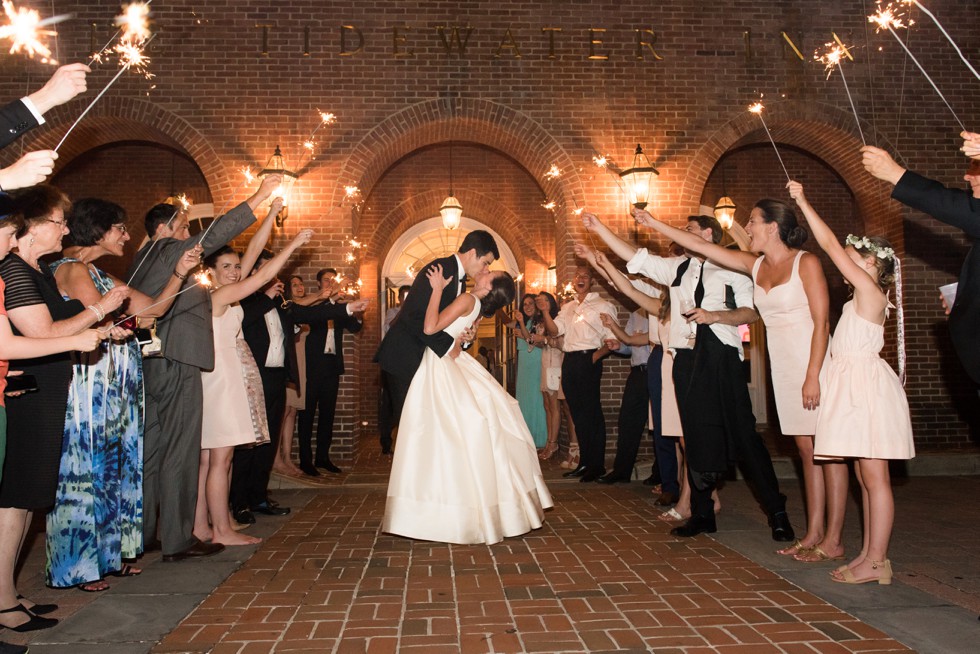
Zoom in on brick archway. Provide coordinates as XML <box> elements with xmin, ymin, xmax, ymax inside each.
<box><xmin>20</xmin><ymin>96</ymin><xmax>228</xmax><ymax>201</ymax></box>
<box><xmin>332</xmin><ymin>97</ymin><xmax>583</xmax><ymax>217</ymax></box>
<box><xmin>682</xmin><ymin>100</ymin><xmax>904</xmax><ymax>248</ymax></box>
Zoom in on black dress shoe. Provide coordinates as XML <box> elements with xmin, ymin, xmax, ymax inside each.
<box><xmin>670</xmin><ymin>515</ymin><xmax>717</xmax><ymax>538</ymax></box>
<box><xmin>770</xmin><ymin>511</ymin><xmax>795</xmax><ymax>542</ymax></box>
<box><xmin>162</xmin><ymin>539</ymin><xmax>225</xmax><ymax>562</ymax></box>
<box><xmin>596</xmin><ymin>472</ymin><xmax>630</xmax><ymax>484</ymax></box>
<box><xmin>580</xmin><ymin>468</ymin><xmax>606</xmax><ymax>482</ymax></box>
<box><xmin>252</xmin><ymin>502</ymin><xmax>290</xmax><ymax>516</ymax></box>
<box><xmin>234</xmin><ymin>508</ymin><xmax>256</xmax><ymax>524</ymax></box>
<box><xmin>562</xmin><ymin>464</ymin><xmax>587</xmax><ymax>478</ymax></box>
<box><xmin>642</xmin><ymin>473</ymin><xmax>662</xmax><ymax>487</ymax></box>
<box><xmin>17</xmin><ymin>595</ymin><xmax>56</xmax><ymax>615</ymax></box>
<box><xmin>0</xmin><ymin>604</ymin><xmax>58</xmax><ymax>632</ymax></box>
<box><xmin>300</xmin><ymin>463</ymin><xmax>321</xmax><ymax>477</ymax></box>
<box><xmin>315</xmin><ymin>460</ymin><xmax>342</xmax><ymax>474</ymax></box>
<box><xmin>0</xmin><ymin>640</ymin><xmax>29</xmax><ymax>654</ymax></box>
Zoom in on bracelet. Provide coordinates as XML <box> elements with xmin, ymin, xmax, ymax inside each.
<box><xmin>173</xmin><ymin>270</ymin><xmax>188</xmax><ymax>281</ymax></box>
<box><xmin>87</xmin><ymin>304</ymin><xmax>105</xmax><ymax>321</ymax></box>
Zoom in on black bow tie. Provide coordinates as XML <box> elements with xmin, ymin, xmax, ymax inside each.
<box><xmin>459</xmin><ymin>274</ymin><xmax>467</xmax><ymax>287</ymax></box>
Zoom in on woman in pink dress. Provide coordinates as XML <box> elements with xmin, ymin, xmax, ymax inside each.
<box><xmin>789</xmin><ymin>181</ymin><xmax>913</xmax><ymax>585</ymax></box>
<box><xmin>633</xmin><ymin>203</ymin><xmax>839</xmax><ymax>560</ymax></box>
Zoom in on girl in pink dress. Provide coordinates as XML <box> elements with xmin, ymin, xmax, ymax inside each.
<box><xmin>789</xmin><ymin>181</ymin><xmax>914</xmax><ymax>585</ymax></box>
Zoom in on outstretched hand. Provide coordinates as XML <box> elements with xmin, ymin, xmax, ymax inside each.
<box><xmin>786</xmin><ymin>180</ymin><xmax>807</xmax><ymax>207</ymax></box>
<box><xmin>581</xmin><ymin>212</ymin><xmax>601</xmax><ymax>232</ymax></box>
<box><xmin>29</xmin><ymin>63</ymin><xmax>90</xmax><ymax>113</ymax></box>
<box><xmin>860</xmin><ymin>146</ymin><xmax>905</xmax><ymax>185</ymax></box>
<box><xmin>0</xmin><ymin>150</ymin><xmax>58</xmax><ymax>190</ymax></box>
<box><xmin>960</xmin><ymin>131</ymin><xmax>980</xmax><ymax>160</ymax></box>
<box><xmin>427</xmin><ymin>263</ymin><xmax>449</xmax><ymax>292</ymax></box>
<box><xmin>177</xmin><ymin>244</ymin><xmax>203</xmax><ymax>276</ymax></box>
<box><xmin>630</xmin><ymin>206</ymin><xmax>656</xmax><ymax>228</ymax></box>
<box><xmin>291</xmin><ymin>228</ymin><xmax>314</xmax><ymax>247</ymax></box>
<box><xmin>573</xmin><ymin>242</ymin><xmax>595</xmax><ymax>263</ymax></box>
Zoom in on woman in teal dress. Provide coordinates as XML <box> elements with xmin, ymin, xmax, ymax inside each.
<box><xmin>46</xmin><ymin>198</ymin><xmax>199</xmax><ymax>591</ymax></box>
<box><xmin>508</xmin><ymin>294</ymin><xmax>547</xmax><ymax>447</ymax></box>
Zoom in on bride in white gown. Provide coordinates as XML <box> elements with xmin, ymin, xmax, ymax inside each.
<box><xmin>382</xmin><ymin>265</ymin><xmax>554</xmax><ymax>545</ymax></box>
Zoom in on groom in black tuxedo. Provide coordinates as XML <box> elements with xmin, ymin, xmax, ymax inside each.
<box><xmin>375</xmin><ymin>230</ymin><xmax>499</xmax><ymax>450</ymax></box>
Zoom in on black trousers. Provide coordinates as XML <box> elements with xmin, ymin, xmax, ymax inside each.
<box><xmin>561</xmin><ymin>350</ymin><xmax>605</xmax><ymax>473</ymax></box>
<box><xmin>648</xmin><ymin>347</ymin><xmax>680</xmax><ymax>494</ymax></box>
<box><xmin>379</xmin><ymin>367</ymin><xmax>413</xmax><ymax>451</ymax></box>
<box><xmin>610</xmin><ymin>364</ymin><xmax>650</xmax><ymax>477</ymax></box>
<box><xmin>672</xmin><ymin>330</ymin><xmax>785</xmax><ymax>521</ymax></box>
<box><xmin>231</xmin><ymin>366</ymin><xmax>286</xmax><ymax>510</ymax></box>
<box><xmin>298</xmin><ymin>358</ymin><xmax>342</xmax><ymax>466</ymax></box>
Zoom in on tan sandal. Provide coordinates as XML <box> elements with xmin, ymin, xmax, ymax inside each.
<box><xmin>539</xmin><ymin>440</ymin><xmax>558</xmax><ymax>460</ymax></box>
<box><xmin>776</xmin><ymin>539</ymin><xmax>811</xmax><ymax>557</ymax></box>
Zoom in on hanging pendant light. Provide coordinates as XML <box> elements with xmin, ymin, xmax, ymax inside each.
<box><xmin>440</xmin><ymin>141</ymin><xmax>462</xmax><ymax>230</ymax></box>
<box><xmin>259</xmin><ymin>145</ymin><xmax>298</xmax><ymax>227</ymax></box>
<box><xmin>713</xmin><ymin>196</ymin><xmax>737</xmax><ymax>230</ymax></box>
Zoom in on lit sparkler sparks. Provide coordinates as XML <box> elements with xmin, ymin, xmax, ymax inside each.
<box><xmin>572</xmin><ymin>207</ymin><xmax>584</xmax><ymax>216</ymax></box>
<box><xmin>241</xmin><ymin>166</ymin><xmax>255</xmax><ymax>184</ymax></box>
<box><xmin>320</xmin><ymin>112</ymin><xmax>336</xmax><ymax>125</ymax></box>
<box><xmin>55</xmin><ymin>29</ymin><xmax>157</xmax><ymax>153</ymax></box>
<box><xmin>817</xmin><ymin>43</ymin><xmax>866</xmax><ymax>145</ymax></box>
<box><xmin>541</xmin><ymin>200</ymin><xmax>557</xmax><ymax>211</ymax></box>
<box><xmin>901</xmin><ymin>0</ymin><xmax>980</xmax><ymax>82</ymax></box>
<box><xmin>116</xmin><ymin>2</ymin><xmax>150</xmax><ymax>45</ymax></box>
<box><xmin>544</xmin><ymin>164</ymin><xmax>561</xmax><ymax>180</ymax></box>
<box><xmin>344</xmin><ymin>185</ymin><xmax>361</xmax><ymax>200</ymax></box>
<box><xmin>747</xmin><ymin>102</ymin><xmax>791</xmax><ymax>182</ymax></box>
<box><xmin>592</xmin><ymin>155</ymin><xmax>609</xmax><ymax>168</ymax></box>
<box><xmin>406</xmin><ymin>265</ymin><xmax>416</xmax><ymax>279</ymax></box>
<box><xmin>0</xmin><ymin>1</ymin><xmax>68</xmax><ymax>64</ymax></box>
<box><xmin>869</xmin><ymin>2</ymin><xmax>966</xmax><ymax>131</ymax></box>
<box><xmin>175</xmin><ymin>193</ymin><xmax>190</xmax><ymax>210</ymax></box>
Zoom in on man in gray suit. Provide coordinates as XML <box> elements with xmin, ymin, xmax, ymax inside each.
<box><xmin>128</xmin><ymin>174</ymin><xmax>281</xmax><ymax>561</ymax></box>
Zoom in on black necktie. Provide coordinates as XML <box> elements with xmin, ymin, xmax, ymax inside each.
<box><xmin>694</xmin><ymin>262</ymin><xmax>705</xmax><ymax>307</ymax></box>
<box><xmin>458</xmin><ymin>273</ymin><xmax>467</xmax><ymax>290</ymax></box>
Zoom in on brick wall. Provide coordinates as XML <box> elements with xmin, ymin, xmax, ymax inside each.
<box><xmin>3</xmin><ymin>0</ymin><xmax>976</xmax><ymax>458</ymax></box>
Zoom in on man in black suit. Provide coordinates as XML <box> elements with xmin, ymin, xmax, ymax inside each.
<box><xmin>297</xmin><ymin>269</ymin><xmax>368</xmax><ymax>475</ymax></box>
<box><xmin>0</xmin><ymin>63</ymin><xmax>89</xmax><ymax>191</ymax></box>
<box><xmin>862</xmin><ymin>146</ymin><xmax>980</xmax><ymax>387</ymax></box>
<box><xmin>375</xmin><ymin>230</ymin><xmax>499</xmax><ymax>450</ymax></box>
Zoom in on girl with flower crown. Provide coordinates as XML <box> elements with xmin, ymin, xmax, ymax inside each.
<box><xmin>787</xmin><ymin>180</ymin><xmax>914</xmax><ymax>586</ymax></box>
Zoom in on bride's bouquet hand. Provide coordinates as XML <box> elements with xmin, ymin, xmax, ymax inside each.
<box><xmin>427</xmin><ymin>263</ymin><xmax>449</xmax><ymax>291</ymax></box>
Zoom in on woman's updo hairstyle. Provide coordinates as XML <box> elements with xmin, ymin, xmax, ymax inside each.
<box><xmin>204</xmin><ymin>244</ymin><xmax>238</xmax><ymax>269</ymax></box>
<box><xmin>754</xmin><ymin>199</ymin><xmax>809</xmax><ymax>249</ymax></box>
<box><xmin>480</xmin><ymin>272</ymin><xmax>516</xmax><ymax>317</ymax></box>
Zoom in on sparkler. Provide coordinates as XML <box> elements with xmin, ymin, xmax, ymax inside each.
<box><xmin>198</xmin><ymin>165</ymin><xmax>264</xmax><ymax>243</ymax></box>
<box><xmin>869</xmin><ymin>5</ymin><xmax>967</xmax><ymax>131</ymax></box>
<box><xmin>748</xmin><ymin>102</ymin><xmax>791</xmax><ymax>182</ymax></box>
<box><xmin>817</xmin><ymin>44</ymin><xmax>867</xmax><ymax>146</ymax></box>
<box><xmin>0</xmin><ymin>0</ymin><xmax>69</xmax><ymax>64</ymax></box>
<box><xmin>54</xmin><ymin>32</ymin><xmax>157</xmax><ymax>153</ymax></box>
<box><xmin>592</xmin><ymin>154</ymin><xmax>609</xmax><ymax>169</ymax></box>
<box><xmin>89</xmin><ymin>1</ymin><xmax>151</xmax><ymax>66</ymax></box>
<box><xmin>902</xmin><ymin>0</ymin><xmax>980</xmax><ymax>82</ymax></box>
<box><xmin>541</xmin><ymin>200</ymin><xmax>557</xmax><ymax>211</ymax></box>
<box><xmin>544</xmin><ymin>164</ymin><xmax>561</xmax><ymax>180</ymax></box>
<box><xmin>109</xmin><ymin>272</ymin><xmax>211</xmax><ymax>329</ymax></box>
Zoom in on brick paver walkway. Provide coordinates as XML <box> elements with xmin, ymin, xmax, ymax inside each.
<box><xmin>154</xmin><ymin>482</ymin><xmax>909</xmax><ymax>654</ymax></box>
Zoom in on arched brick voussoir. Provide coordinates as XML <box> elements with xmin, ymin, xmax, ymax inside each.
<box><xmin>366</xmin><ymin>188</ymin><xmax>536</xmax><ymax>272</ymax></box>
<box><xmin>333</xmin><ymin>98</ymin><xmax>586</xmax><ymax>217</ymax></box>
<box><xmin>19</xmin><ymin>96</ymin><xmax>230</xmax><ymax>201</ymax></box>
<box><xmin>682</xmin><ymin>99</ymin><xmax>904</xmax><ymax>248</ymax></box>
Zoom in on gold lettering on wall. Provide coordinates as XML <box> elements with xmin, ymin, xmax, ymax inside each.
<box><xmin>634</xmin><ymin>29</ymin><xmax>664</xmax><ymax>60</ymax></box>
<box><xmin>780</xmin><ymin>30</ymin><xmax>804</xmax><ymax>61</ymax></box>
<box><xmin>392</xmin><ymin>26</ymin><xmax>414</xmax><ymax>58</ymax></box>
<box><xmin>542</xmin><ymin>27</ymin><xmax>562</xmax><ymax>59</ymax></box>
<box><xmin>436</xmin><ymin>26</ymin><xmax>474</xmax><ymax>55</ymax></box>
<box><xmin>494</xmin><ymin>28</ymin><xmax>522</xmax><ymax>59</ymax></box>
<box><xmin>340</xmin><ymin>24</ymin><xmax>364</xmax><ymax>56</ymax></box>
<box><xmin>588</xmin><ymin>28</ymin><xmax>609</xmax><ymax>60</ymax></box>
<box><xmin>257</xmin><ymin>24</ymin><xmax>272</xmax><ymax>57</ymax></box>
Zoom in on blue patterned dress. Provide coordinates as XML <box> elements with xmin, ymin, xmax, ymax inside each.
<box><xmin>46</xmin><ymin>259</ymin><xmax>144</xmax><ymax>587</ymax></box>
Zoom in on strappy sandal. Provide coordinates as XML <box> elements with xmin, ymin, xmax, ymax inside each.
<box><xmin>538</xmin><ymin>440</ymin><xmax>559</xmax><ymax>460</ymax></box>
<box><xmin>107</xmin><ymin>564</ymin><xmax>142</xmax><ymax>578</ymax></box>
<box><xmin>560</xmin><ymin>444</ymin><xmax>580</xmax><ymax>469</ymax></box>
<box><xmin>776</xmin><ymin>539</ymin><xmax>811</xmax><ymax>556</ymax></box>
<box><xmin>794</xmin><ymin>546</ymin><xmax>845</xmax><ymax>563</ymax></box>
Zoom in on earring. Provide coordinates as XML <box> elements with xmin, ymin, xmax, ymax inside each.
<box><xmin>28</xmin><ymin>235</ymin><xmax>34</xmax><ymax>246</ymax></box>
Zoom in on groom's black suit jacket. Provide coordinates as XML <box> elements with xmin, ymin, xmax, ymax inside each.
<box><xmin>892</xmin><ymin>170</ymin><xmax>980</xmax><ymax>384</ymax></box>
<box><xmin>375</xmin><ymin>254</ymin><xmax>461</xmax><ymax>380</ymax></box>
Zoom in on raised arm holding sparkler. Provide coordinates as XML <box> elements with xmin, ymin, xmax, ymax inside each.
<box><xmin>209</xmin><ymin>229</ymin><xmax>314</xmax><ymax>313</ymax></box>
<box><xmin>239</xmin><ymin>197</ymin><xmax>284</xmax><ymax>278</ymax></box>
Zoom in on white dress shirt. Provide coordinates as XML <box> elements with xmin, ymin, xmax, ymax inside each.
<box><xmin>552</xmin><ymin>292</ymin><xmax>616</xmax><ymax>352</ymax></box>
<box><xmin>626</xmin><ymin>249</ymin><xmax>754</xmax><ymax>360</ymax></box>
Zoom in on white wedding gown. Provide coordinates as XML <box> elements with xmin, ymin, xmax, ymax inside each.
<box><xmin>382</xmin><ymin>294</ymin><xmax>554</xmax><ymax>545</ymax></box>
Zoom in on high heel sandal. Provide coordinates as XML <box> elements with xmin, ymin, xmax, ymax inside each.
<box><xmin>0</xmin><ymin>604</ymin><xmax>58</xmax><ymax>632</ymax></box>
<box><xmin>560</xmin><ymin>444</ymin><xmax>580</xmax><ymax>470</ymax></box>
<box><xmin>832</xmin><ymin>559</ymin><xmax>892</xmax><ymax>585</ymax></box>
<box><xmin>538</xmin><ymin>440</ymin><xmax>558</xmax><ymax>461</ymax></box>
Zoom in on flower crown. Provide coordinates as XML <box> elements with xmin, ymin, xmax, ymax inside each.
<box><xmin>845</xmin><ymin>234</ymin><xmax>895</xmax><ymax>260</ymax></box>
